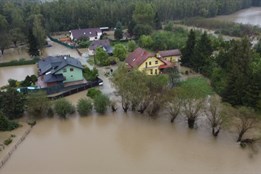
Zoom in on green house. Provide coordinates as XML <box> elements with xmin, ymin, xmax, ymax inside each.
<box><xmin>38</xmin><ymin>55</ymin><xmax>84</xmax><ymax>87</ymax></box>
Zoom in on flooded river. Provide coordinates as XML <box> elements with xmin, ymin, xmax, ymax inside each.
<box><xmin>0</xmin><ymin>65</ymin><xmax>36</xmax><ymax>87</ymax></box>
<box><xmin>1</xmin><ymin>89</ymin><xmax>261</xmax><ymax>174</ymax></box>
<box><xmin>215</xmin><ymin>7</ymin><xmax>261</xmax><ymax>27</ymax></box>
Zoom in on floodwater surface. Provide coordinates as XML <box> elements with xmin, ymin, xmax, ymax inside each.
<box><xmin>0</xmin><ymin>65</ymin><xmax>36</xmax><ymax>87</ymax></box>
<box><xmin>1</xmin><ymin>90</ymin><xmax>261</xmax><ymax>174</ymax></box>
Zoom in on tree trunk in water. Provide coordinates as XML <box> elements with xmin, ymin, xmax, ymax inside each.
<box><xmin>14</xmin><ymin>41</ymin><xmax>17</xmax><ymax>47</ymax></box>
<box><xmin>188</xmin><ymin>118</ymin><xmax>195</xmax><ymax>129</ymax></box>
<box><xmin>171</xmin><ymin>115</ymin><xmax>177</xmax><ymax>123</ymax></box>
<box><xmin>1</xmin><ymin>49</ymin><xmax>4</xmax><ymax>55</ymax></box>
<box><xmin>237</xmin><ymin>130</ymin><xmax>245</xmax><ymax>142</ymax></box>
<box><xmin>212</xmin><ymin>127</ymin><xmax>220</xmax><ymax>137</ymax></box>
<box><xmin>111</xmin><ymin>105</ymin><xmax>117</xmax><ymax>112</ymax></box>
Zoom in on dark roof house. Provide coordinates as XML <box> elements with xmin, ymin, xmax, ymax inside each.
<box><xmin>88</xmin><ymin>39</ymin><xmax>113</xmax><ymax>55</ymax></box>
<box><xmin>70</xmin><ymin>28</ymin><xmax>102</xmax><ymax>41</ymax></box>
<box><xmin>37</xmin><ymin>55</ymin><xmax>84</xmax><ymax>87</ymax></box>
<box><xmin>158</xmin><ymin>49</ymin><xmax>181</xmax><ymax>58</ymax></box>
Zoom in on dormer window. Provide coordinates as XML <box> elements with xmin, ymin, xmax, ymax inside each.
<box><xmin>63</xmin><ymin>68</ymin><xmax>67</xmax><ymax>72</ymax></box>
<box><xmin>155</xmin><ymin>61</ymin><xmax>158</xmax><ymax>64</ymax></box>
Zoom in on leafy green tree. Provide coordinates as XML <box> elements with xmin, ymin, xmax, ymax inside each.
<box><xmin>83</xmin><ymin>67</ymin><xmax>98</xmax><ymax>81</ymax></box>
<box><xmin>8</xmin><ymin>79</ymin><xmax>17</xmax><ymax>88</ymax></box>
<box><xmin>54</xmin><ymin>99</ymin><xmax>75</xmax><ymax>118</ymax></box>
<box><xmin>133</xmin><ymin>24</ymin><xmax>153</xmax><ymax>38</ymax></box>
<box><xmin>127</xmin><ymin>40</ymin><xmax>137</xmax><ymax>52</ymax></box>
<box><xmin>95</xmin><ymin>47</ymin><xmax>109</xmax><ymax>66</ymax></box>
<box><xmin>181</xmin><ymin>29</ymin><xmax>196</xmax><ymax>67</ymax></box>
<box><xmin>0</xmin><ymin>88</ymin><xmax>26</xmax><ymax>119</ymax></box>
<box><xmin>139</xmin><ymin>35</ymin><xmax>153</xmax><ymax>49</ymax></box>
<box><xmin>255</xmin><ymin>39</ymin><xmax>261</xmax><ymax>55</ymax></box>
<box><xmin>94</xmin><ymin>94</ymin><xmax>110</xmax><ymax>114</ymax></box>
<box><xmin>114</xmin><ymin>21</ymin><xmax>123</xmax><ymax>40</ymax></box>
<box><xmin>77</xmin><ymin>98</ymin><xmax>93</xmax><ymax>116</ymax></box>
<box><xmin>113</xmin><ymin>44</ymin><xmax>127</xmax><ymax>61</ymax></box>
<box><xmin>26</xmin><ymin>91</ymin><xmax>51</xmax><ymax>117</ymax></box>
<box><xmin>0</xmin><ymin>14</ymin><xmax>10</xmax><ymax>55</ymax></box>
<box><xmin>179</xmin><ymin>77</ymin><xmax>213</xmax><ymax>128</ymax></box>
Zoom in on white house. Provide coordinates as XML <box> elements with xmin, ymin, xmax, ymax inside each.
<box><xmin>69</xmin><ymin>28</ymin><xmax>102</xmax><ymax>41</ymax></box>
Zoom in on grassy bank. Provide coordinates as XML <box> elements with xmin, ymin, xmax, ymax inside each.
<box><xmin>0</xmin><ymin>58</ymin><xmax>39</xmax><ymax>67</ymax></box>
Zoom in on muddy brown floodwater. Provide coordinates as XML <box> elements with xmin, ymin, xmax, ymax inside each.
<box><xmin>0</xmin><ymin>65</ymin><xmax>36</xmax><ymax>87</ymax></box>
<box><xmin>1</xmin><ymin>89</ymin><xmax>261</xmax><ymax>174</ymax></box>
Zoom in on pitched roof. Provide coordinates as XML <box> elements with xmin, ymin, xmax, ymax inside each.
<box><xmin>125</xmin><ymin>47</ymin><xmax>155</xmax><ymax>68</ymax></box>
<box><xmin>43</xmin><ymin>74</ymin><xmax>65</xmax><ymax>83</ymax></box>
<box><xmin>38</xmin><ymin>56</ymin><xmax>83</xmax><ymax>75</ymax></box>
<box><xmin>158</xmin><ymin>49</ymin><xmax>181</xmax><ymax>57</ymax></box>
<box><xmin>70</xmin><ymin>28</ymin><xmax>102</xmax><ymax>40</ymax></box>
<box><xmin>89</xmin><ymin>39</ymin><xmax>110</xmax><ymax>50</ymax></box>
<box><xmin>159</xmin><ymin>59</ymin><xmax>176</xmax><ymax>69</ymax></box>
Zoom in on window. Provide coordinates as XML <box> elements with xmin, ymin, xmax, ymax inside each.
<box><xmin>155</xmin><ymin>60</ymin><xmax>158</xmax><ymax>64</ymax></box>
<box><xmin>150</xmin><ymin>69</ymin><xmax>153</xmax><ymax>75</ymax></box>
<box><xmin>70</xmin><ymin>68</ymin><xmax>74</xmax><ymax>72</ymax></box>
<box><xmin>155</xmin><ymin>69</ymin><xmax>158</xmax><ymax>74</ymax></box>
<box><xmin>63</xmin><ymin>68</ymin><xmax>67</xmax><ymax>72</ymax></box>
<box><xmin>149</xmin><ymin>61</ymin><xmax>151</xmax><ymax>65</ymax></box>
<box><xmin>145</xmin><ymin>62</ymin><xmax>148</xmax><ymax>68</ymax></box>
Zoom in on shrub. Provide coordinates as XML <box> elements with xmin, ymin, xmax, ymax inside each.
<box><xmin>94</xmin><ymin>94</ymin><xmax>110</xmax><ymax>114</ymax></box>
<box><xmin>77</xmin><ymin>98</ymin><xmax>93</xmax><ymax>116</ymax></box>
<box><xmin>8</xmin><ymin>79</ymin><xmax>17</xmax><ymax>87</ymax></box>
<box><xmin>54</xmin><ymin>99</ymin><xmax>75</xmax><ymax>118</ymax></box>
<box><xmin>83</xmin><ymin>67</ymin><xmax>98</xmax><ymax>81</ymax></box>
<box><xmin>4</xmin><ymin>138</ymin><xmax>12</xmax><ymax>146</ymax></box>
<box><xmin>0</xmin><ymin>113</ymin><xmax>19</xmax><ymax>131</ymax></box>
<box><xmin>26</xmin><ymin>91</ymin><xmax>51</xmax><ymax>117</ymax></box>
<box><xmin>87</xmin><ymin>88</ymin><xmax>102</xmax><ymax>99</ymax></box>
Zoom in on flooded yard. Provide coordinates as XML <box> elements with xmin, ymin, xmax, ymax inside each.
<box><xmin>0</xmin><ymin>65</ymin><xmax>36</xmax><ymax>87</ymax></box>
<box><xmin>1</xmin><ymin>84</ymin><xmax>261</xmax><ymax>173</ymax></box>
<box><xmin>0</xmin><ymin>46</ymin><xmax>30</xmax><ymax>63</ymax></box>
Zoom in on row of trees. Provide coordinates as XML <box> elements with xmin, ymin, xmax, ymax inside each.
<box><xmin>181</xmin><ymin>30</ymin><xmax>261</xmax><ymax>111</ymax></box>
<box><xmin>111</xmin><ymin>64</ymin><xmax>260</xmax><ymax>146</ymax></box>
<box><xmin>0</xmin><ymin>88</ymin><xmax>111</xmax><ymax>130</ymax></box>
<box><xmin>0</xmin><ymin>0</ymin><xmax>259</xmax><ymax>55</ymax></box>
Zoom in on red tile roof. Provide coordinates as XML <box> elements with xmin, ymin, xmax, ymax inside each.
<box><xmin>158</xmin><ymin>49</ymin><xmax>181</xmax><ymax>57</ymax></box>
<box><xmin>159</xmin><ymin>59</ymin><xmax>176</xmax><ymax>69</ymax></box>
<box><xmin>125</xmin><ymin>47</ymin><xmax>155</xmax><ymax>68</ymax></box>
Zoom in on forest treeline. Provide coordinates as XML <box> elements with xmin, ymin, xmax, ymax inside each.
<box><xmin>0</xmin><ymin>0</ymin><xmax>260</xmax><ymax>32</ymax></box>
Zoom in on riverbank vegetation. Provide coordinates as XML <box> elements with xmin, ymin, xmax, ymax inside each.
<box><xmin>0</xmin><ymin>58</ymin><xmax>39</xmax><ymax>68</ymax></box>
<box><xmin>182</xmin><ymin>18</ymin><xmax>261</xmax><ymax>37</ymax></box>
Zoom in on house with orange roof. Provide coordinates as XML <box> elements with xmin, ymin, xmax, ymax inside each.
<box><xmin>125</xmin><ymin>48</ymin><xmax>176</xmax><ymax>75</ymax></box>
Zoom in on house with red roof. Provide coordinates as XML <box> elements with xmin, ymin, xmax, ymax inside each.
<box><xmin>125</xmin><ymin>48</ymin><xmax>175</xmax><ymax>75</ymax></box>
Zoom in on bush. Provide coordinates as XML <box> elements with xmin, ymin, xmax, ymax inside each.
<box><xmin>87</xmin><ymin>88</ymin><xmax>102</xmax><ymax>99</ymax></box>
<box><xmin>26</xmin><ymin>91</ymin><xmax>51</xmax><ymax>117</ymax></box>
<box><xmin>77</xmin><ymin>98</ymin><xmax>93</xmax><ymax>116</ymax></box>
<box><xmin>83</xmin><ymin>67</ymin><xmax>98</xmax><ymax>81</ymax></box>
<box><xmin>54</xmin><ymin>99</ymin><xmax>75</xmax><ymax>118</ymax></box>
<box><xmin>4</xmin><ymin>138</ymin><xmax>12</xmax><ymax>146</ymax></box>
<box><xmin>0</xmin><ymin>113</ymin><xmax>19</xmax><ymax>131</ymax></box>
<box><xmin>0</xmin><ymin>58</ymin><xmax>39</xmax><ymax>67</ymax></box>
<box><xmin>94</xmin><ymin>94</ymin><xmax>110</xmax><ymax>114</ymax></box>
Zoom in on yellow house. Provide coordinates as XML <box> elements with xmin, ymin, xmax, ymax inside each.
<box><xmin>125</xmin><ymin>48</ymin><xmax>175</xmax><ymax>75</ymax></box>
<box><xmin>157</xmin><ymin>49</ymin><xmax>181</xmax><ymax>63</ymax></box>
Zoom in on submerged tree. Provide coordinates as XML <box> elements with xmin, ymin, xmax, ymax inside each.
<box><xmin>180</xmin><ymin>77</ymin><xmax>212</xmax><ymax>129</ymax></box>
<box><xmin>205</xmin><ymin>95</ymin><xmax>227</xmax><ymax>137</ymax></box>
<box><xmin>54</xmin><ymin>99</ymin><xmax>75</xmax><ymax>118</ymax></box>
<box><xmin>26</xmin><ymin>91</ymin><xmax>51</xmax><ymax>117</ymax></box>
